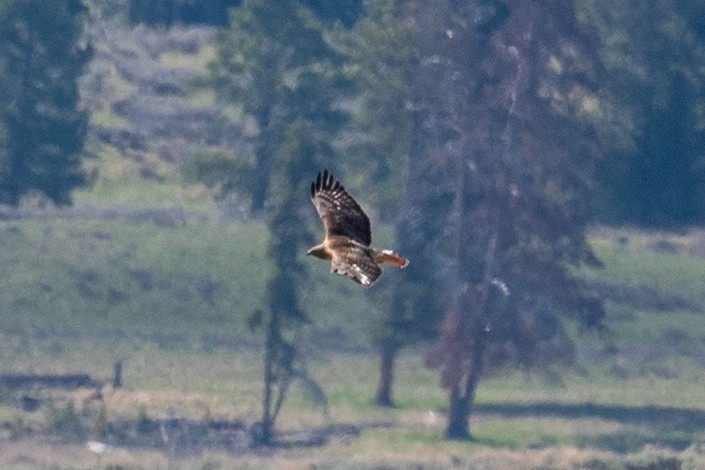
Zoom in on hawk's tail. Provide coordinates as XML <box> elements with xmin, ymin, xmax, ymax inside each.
<box><xmin>374</xmin><ymin>249</ymin><xmax>409</xmax><ymax>268</ymax></box>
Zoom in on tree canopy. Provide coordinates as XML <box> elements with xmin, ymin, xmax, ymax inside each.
<box><xmin>208</xmin><ymin>0</ymin><xmax>354</xmax><ymax>444</ymax></box>
<box><xmin>126</xmin><ymin>0</ymin><xmax>363</xmax><ymax>27</ymax></box>
<box><xmin>365</xmin><ymin>0</ymin><xmax>604</xmax><ymax>439</ymax></box>
<box><xmin>0</xmin><ymin>0</ymin><xmax>91</xmax><ymax>206</ymax></box>
<box><xmin>207</xmin><ymin>0</ymin><xmax>354</xmax><ymax>213</ymax></box>
<box><xmin>581</xmin><ymin>0</ymin><xmax>705</xmax><ymax>228</ymax></box>
<box><xmin>127</xmin><ymin>0</ymin><xmax>242</xmax><ymax>26</ymax></box>
<box><xmin>191</xmin><ymin>0</ymin><xmax>704</xmax><ymax>442</ymax></box>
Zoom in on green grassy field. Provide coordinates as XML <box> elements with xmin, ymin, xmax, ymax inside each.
<box><xmin>1</xmin><ymin>217</ymin><xmax>705</xmax><ymax>469</ymax></box>
<box><xmin>0</xmin><ymin>217</ymin><xmax>384</xmax><ymax>346</ymax></box>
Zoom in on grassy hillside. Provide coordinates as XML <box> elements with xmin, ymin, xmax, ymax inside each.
<box><xmin>76</xmin><ymin>18</ymin><xmax>242</xmax><ymax>214</ymax></box>
<box><xmin>0</xmin><ymin>217</ymin><xmax>383</xmax><ymax>353</ymax></box>
<box><xmin>582</xmin><ymin>229</ymin><xmax>705</xmax><ymax>380</ymax></box>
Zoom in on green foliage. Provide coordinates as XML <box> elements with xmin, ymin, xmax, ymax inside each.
<box><xmin>340</xmin><ymin>0</ymin><xmax>461</xmax><ymax>407</ymax></box>
<box><xmin>209</xmin><ymin>0</ymin><xmax>357</xmax><ymax>442</ymax></box>
<box><xmin>259</xmin><ymin>120</ymin><xmax>325</xmax><ymax>444</ymax></box>
<box><xmin>580</xmin><ymin>0</ymin><xmax>705</xmax><ymax>227</ymax></box>
<box><xmin>335</xmin><ymin>0</ymin><xmax>415</xmax><ymax>216</ymax></box>
<box><xmin>127</xmin><ymin>0</ymin><xmax>241</xmax><ymax>26</ymax></box>
<box><xmin>0</xmin><ymin>0</ymin><xmax>92</xmax><ymax>206</ymax></box>
<box><xmin>338</xmin><ymin>0</ymin><xmax>605</xmax><ymax>413</ymax></box>
<box><xmin>126</xmin><ymin>0</ymin><xmax>363</xmax><ymax>27</ymax></box>
<box><xmin>399</xmin><ymin>0</ymin><xmax>605</xmax><ymax>438</ymax></box>
<box><xmin>208</xmin><ymin>0</ymin><xmax>352</xmax><ymax>212</ymax></box>
<box><xmin>299</xmin><ymin>0</ymin><xmax>364</xmax><ymax>28</ymax></box>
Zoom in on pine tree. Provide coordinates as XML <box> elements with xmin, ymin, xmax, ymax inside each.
<box><xmin>256</xmin><ymin>120</ymin><xmax>321</xmax><ymax>446</ymax></box>
<box><xmin>581</xmin><ymin>0</ymin><xmax>705</xmax><ymax>227</ymax></box>
<box><xmin>397</xmin><ymin>0</ymin><xmax>605</xmax><ymax>439</ymax></box>
<box><xmin>209</xmin><ymin>0</ymin><xmax>355</xmax><ymax>445</ymax></box>
<box><xmin>0</xmin><ymin>0</ymin><xmax>91</xmax><ymax>206</ymax></box>
<box><xmin>208</xmin><ymin>0</ymin><xmax>353</xmax><ymax>214</ymax></box>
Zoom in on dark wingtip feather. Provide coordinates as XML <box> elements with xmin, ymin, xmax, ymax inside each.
<box><xmin>316</xmin><ymin>170</ymin><xmax>323</xmax><ymax>193</ymax></box>
<box><xmin>313</xmin><ymin>169</ymin><xmax>346</xmax><ymax>195</ymax></box>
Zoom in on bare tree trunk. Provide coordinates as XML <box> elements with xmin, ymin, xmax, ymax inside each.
<box><xmin>444</xmin><ymin>314</ymin><xmax>488</xmax><ymax>439</ymax></box>
<box><xmin>374</xmin><ymin>272</ymin><xmax>404</xmax><ymax>407</ymax></box>
<box><xmin>374</xmin><ymin>147</ymin><xmax>414</xmax><ymax>407</ymax></box>
<box><xmin>445</xmin><ymin>384</ymin><xmax>471</xmax><ymax>439</ymax></box>
<box><xmin>444</xmin><ymin>234</ymin><xmax>497</xmax><ymax>439</ymax></box>
<box><xmin>258</xmin><ymin>308</ymin><xmax>279</xmax><ymax>446</ymax></box>
<box><xmin>374</xmin><ymin>340</ymin><xmax>397</xmax><ymax>406</ymax></box>
<box><xmin>444</xmin><ymin>296</ymin><xmax>487</xmax><ymax>440</ymax></box>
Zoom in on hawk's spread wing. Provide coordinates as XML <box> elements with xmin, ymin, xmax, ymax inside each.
<box><xmin>329</xmin><ymin>241</ymin><xmax>382</xmax><ymax>287</ymax></box>
<box><xmin>310</xmin><ymin>169</ymin><xmax>371</xmax><ymax>246</ymax></box>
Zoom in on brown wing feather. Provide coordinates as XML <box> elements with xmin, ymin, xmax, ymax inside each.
<box><xmin>310</xmin><ymin>169</ymin><xmax>372</xmax><ymax>246</ymax></box>
<box><xmin>328</xmin><ymin>238</ymin><xmax>381</xmax><ymax>287</ymax></box>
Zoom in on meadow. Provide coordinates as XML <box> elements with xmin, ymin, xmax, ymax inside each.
<box><xmin>1</xmin><ymin>213</ymin><xmax>705</xmax><ymax>469</ymax></box>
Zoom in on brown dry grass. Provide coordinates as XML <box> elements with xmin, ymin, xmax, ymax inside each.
<box><xmin>0</xmin><ymin>439</ymin><xmax>696</xmax><ymax>470</ymax></box>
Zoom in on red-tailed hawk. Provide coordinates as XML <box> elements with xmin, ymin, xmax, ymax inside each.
<box><xmin>308</xmin><ymin>169</ymin><xmax>409</xmax><ymax>287</ymax></box>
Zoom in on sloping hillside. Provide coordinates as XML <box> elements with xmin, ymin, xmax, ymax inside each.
<box><xmin>76</xmin><ymin>18</ymin><xmax>250</xmax><ymax>213</ymax></box>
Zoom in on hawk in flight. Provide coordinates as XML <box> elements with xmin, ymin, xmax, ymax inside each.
<box><xmin>308</xmin><ymin>169</ymin><xmax>409</xmax><ymax>287</ymax></box>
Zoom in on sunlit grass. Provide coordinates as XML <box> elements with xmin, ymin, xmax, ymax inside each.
<box><xmin>0</xmin><ymin>219</ymin><xmax>268</xmax><ymax>338</ymax></box>
<box><xmin>159</xmin><ymin>44</ymin><xmax>217</xmax><ymax>70</ymax></box>
<box><xmin>74</xmin><ymin>143</ymin><xmax>216</xmax><ymax>210</ymax></box>
<box><xmin>0</xmin><ymin>217</ymin><xmax>380</xmax><ymax>353</ymax></box>
<box><xmin>589</xmin><ymin>235</ymin><xmax>705</xmax><ymax>306</ymax></box>
<box><xmin>89</xmin><ymin>106</ymin><xmax>128</xmax><ymax>127</ymax></box>
<box><xmin>189</xmin><ymin>87</ymin><xmax>217</xmax><ymax>107</ymax></box>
